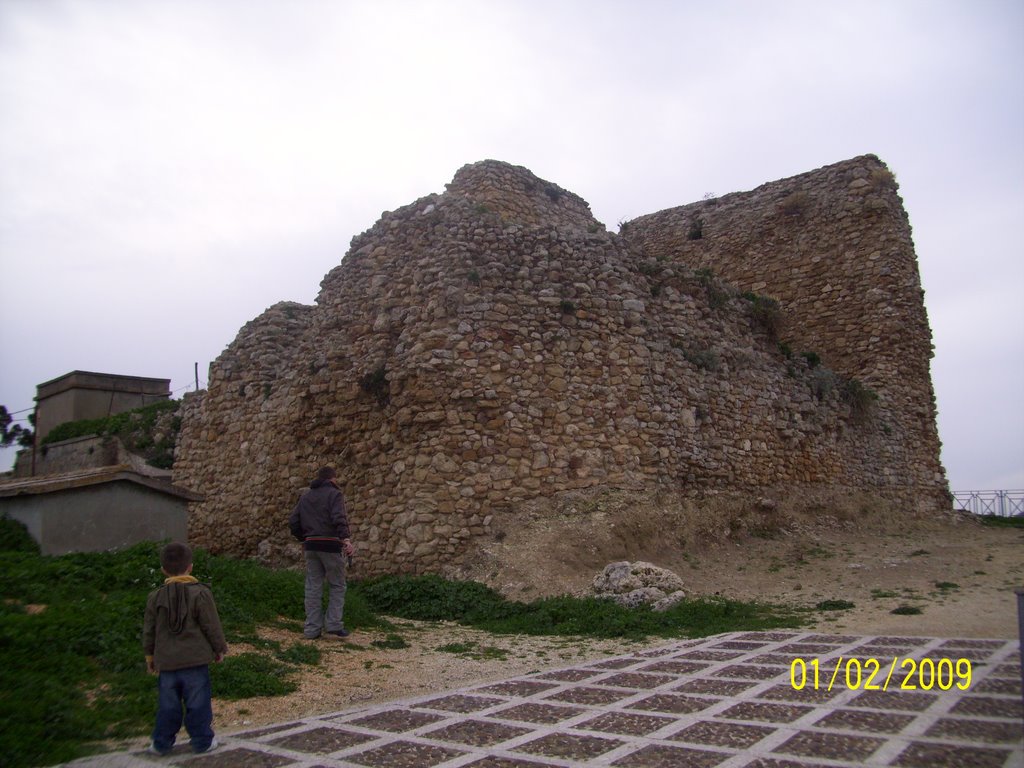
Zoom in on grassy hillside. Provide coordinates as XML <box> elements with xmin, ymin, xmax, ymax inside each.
<box><xmin>0</xmin><ymin>521</ymin><xmax>802</xmax><ymax>767</ymax></box>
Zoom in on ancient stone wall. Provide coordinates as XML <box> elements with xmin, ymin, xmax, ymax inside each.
<box><xmin>621</xmin><ymin>155</ymin><xmax>945</xmax><ymax>500</ymax></box>
<box><xmin>173</xmin><ymin>157</ymin><xmax>948</xmax><ymax>574</ymax></box>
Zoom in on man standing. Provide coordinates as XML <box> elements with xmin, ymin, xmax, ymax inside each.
<box><xmin>289</xmin><ymin>467</ymin><xmax>355</xmax><ymax>639</ymax></box>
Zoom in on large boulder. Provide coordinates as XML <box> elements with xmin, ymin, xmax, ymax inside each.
<box><xmin>592</xmin><ymin>561</ymin><xmax>686</xmax><ymax>611</ymax></box>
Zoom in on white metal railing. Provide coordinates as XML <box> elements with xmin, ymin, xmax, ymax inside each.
<box><xmin>952</xmin><ymin>490</ymin><xmax>1024</xmax><ymax>517</ymax></box>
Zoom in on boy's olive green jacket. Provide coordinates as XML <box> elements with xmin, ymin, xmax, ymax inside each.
<box><xmin>143</xmin><ymin>576</ymin><xmax>228</xmax><ymax>672</ymax></box>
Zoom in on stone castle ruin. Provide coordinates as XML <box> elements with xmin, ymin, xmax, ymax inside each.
<box><xmin>174</xmin><ymin>155</ymin><xmax>948</xmax><ymax>576</ymax></box>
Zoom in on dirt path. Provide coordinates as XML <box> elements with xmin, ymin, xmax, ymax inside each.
<box><xmin>211</xmin><ymin>513</ymin><xmax>1022</xmax><ymax>734</ymax></box>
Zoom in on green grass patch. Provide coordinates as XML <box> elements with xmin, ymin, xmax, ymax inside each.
<box><xmin>353</xmin><ymin>573</ymin><xmax>803</xmax><ymax>641</ymax></box>
<box><xmin>213</xmin><ymin>653</ymin><xmax>297</xmax><ymax>699</ymax></box>
<box><xmin>0</xmin><ymin>542</ymin><xmax>387</xmax><ymax>768</ymax></box>
<box><xmin>370</xmin><ymin>633</ymin><xmax>409</xmax><ymax>650</ymax></box>
<box><xmin>891</xmin><ymin>605</ymin><xmax>923</xmax><ymax>615</ymax></box>
<box><xmin>815</xmin><ymin>599</ymin><xmax>855</xmax><ymax>611</ymax></box>
<box><xmin>978</xmin><ymin>514</ymin><xmax>1024</xmax><ymax>529</ymax></box>
<box><xmin>934</xmin><ymin>581</ymin><xmax>960</xmax><ymax>591</ymax></box>
<box><xmin>435</xmin><ymin>641</ymin><xmax>509</xmax><ymax>660</ymax></box>
<box><xmin>870</xmin><ymin>589</ymin><xmax>898</xmax><ymax>599</ymax></box>
<box><xmin>274</xmin><ymin>643</ymin><xmax>322</xmax><ymax>666</ymax></box>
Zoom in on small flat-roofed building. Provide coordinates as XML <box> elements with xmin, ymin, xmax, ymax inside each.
<box><xmin>34</xmin><ymin>370</ymin><xmax>171</xmax><ymax>441</ymax></box>
<box><xmin>0</xmin><ymin>466</ymin><xmax>200</xmax><ymax>555</ymax></box>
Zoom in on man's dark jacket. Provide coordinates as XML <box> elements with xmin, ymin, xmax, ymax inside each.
<box><xmin>289</xmin><ymin>478</ymin><xmax>350</xmax><ymax>553</ymax></box>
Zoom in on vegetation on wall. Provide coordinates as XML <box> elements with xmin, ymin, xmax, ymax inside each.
<box><xmin>741</xmin><ymin>292</ymin><xmax>783</xmax><ymax>341</ymax></box>
<box><xmin>358</xmin><ymin>364</ymin><xmax>391</xmax><ymax>407</ymax></box>
<box><xmin>40</xmin><ymin>399</ymin><xmax>181</xmax><ymax>469</ymax></box>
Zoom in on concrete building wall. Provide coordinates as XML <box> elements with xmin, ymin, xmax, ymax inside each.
<box><xmin>2</xmin><ymin>481</ymin><xmax>188</xmax><ymax>556</ymax></box>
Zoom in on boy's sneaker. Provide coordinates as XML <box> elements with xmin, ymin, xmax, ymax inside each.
<box><xmin>147</xmin><ymin>741</ymin><xmax>170</xmax><ymax>756</ymax></box>
<box><xmin>326</xmin><ymin>628</ymin><xmax>350</xmax><ymax>639</ymax></box>
<box><xmin>194</xmin><ymin>737</ymin><xmax>220</xmax><ymax>754</ymax></box>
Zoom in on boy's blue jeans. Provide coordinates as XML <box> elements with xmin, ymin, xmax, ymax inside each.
<box><xmin>152</xmin><ymin>665</ymin><xmax>214</xmax><ymax>753</ymax></box>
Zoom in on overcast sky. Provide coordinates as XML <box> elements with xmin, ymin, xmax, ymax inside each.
<box><xmin>1</xmin><ymin>0</ymin><xmax>1021</xmax><ymax>494</ymax></box>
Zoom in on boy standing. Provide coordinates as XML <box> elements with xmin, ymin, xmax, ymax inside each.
<box><xmin>143</xmin><ymin>542</ymin><xmax>228</xmax><ymax>755</ymax></box>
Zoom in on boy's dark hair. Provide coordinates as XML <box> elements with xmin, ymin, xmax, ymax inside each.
<box><xmin>160</xmin><ymin>542</ymin><xmax>193</xmax><ymax>575</ymax></box>
<box><xmin>316</xmin><ymin>466</ymin><xmax>337</xmax><ymax>482</ymax></box>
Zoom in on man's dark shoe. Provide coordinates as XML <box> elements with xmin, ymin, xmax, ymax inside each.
<box><xmin>326</xmin><ymin>628</ymin><xmax>350</xmax><ymax>639</ymax></box>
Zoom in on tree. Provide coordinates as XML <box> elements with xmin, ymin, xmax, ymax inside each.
<box><xmin>0</xmin><ymin>406</ymin><xmax>34</xmax><ymax>449</ymax></box>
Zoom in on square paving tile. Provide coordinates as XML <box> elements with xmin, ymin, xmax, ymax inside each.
<box><xmin>675</xmin><ymin>650</ymin><xmax>745</xmax><ymax>661</ymax></box>
<box><xmin>630</xmin><ymin>693</ymin><xmax>717</xmax><ymax>715</ymax></box>
<box><xmin>773</xmin><ymin>731</ymin><xmax>885</xmax><ymax>762</ymax></box>
<box><xmin>178</xmin><ymin>748</ymin><xmax>298</xmax><ymax>767</ymax></box>
<box><xmin>939</xmin><ymin>638</ymin><xmax>1006</xmax><ymax>650</ymax></box>
<box><xmin>476</xmin><ymin>680</ymin><xmax>559</xmax><ymax>696</ymax></box>
<box><xmin>714</xmin><ymin>640</ymin><xmax>767</xmax><ymax>650</ymax></box>
<box><xmin>671</xmin><ymin>720</ymin><xmax>775</xmax><ymax>749</ymax></box>
<box><xmin>462</xmin><ymin>758</ymin><xmax>563</xmax><ymax>768</ymax></box>
<box><xmin>423</xmin><ymin>719</ymin><xmax>532</xmax><ymax>747</ymax></box>
<box><xmin>575</xmin><ymin>711</ymin><xmax>676</xmax><ymax>736</ymax></box>
<box><xmin>801</xmin><ymin>634</ymin><xmax>858</xmax><ymax>644</ymax></box>
<box><xmin>925</xmin><ymin>717</ymin><xmax>1023</xmax><ymax>744</ymax></box>
<box><xmin>866</xmin><ymin>636</ymin><xmax>930</xmax><ymax>646</ymax></box>
<box><xmin>600</xmin><ymin>671</ymin><xmax>675</xmax><ymax>689</ymax></box>
<box><xmin>347</xmin><ymin>708</ymin><xmax>447</xmax><ymax>732</ymax></box>
<box><xmin>713</xmin><ymin>664</ymin><xmax>785</xmax><ymax>681</ymax></box>
<box><xmin>674</xmin><ymin>678</ymin><xmax>759</xmax><ymax>696</ymax></box>
<box><xmin>812</xmin><ymin>708</ymin><xmax>915</xmax><ymax>734</ymax></box>
<box><xmin>757</xmin><ymin>683</ymin><xmax>843</xmax><ymax>705</ymax></box>
<box><xmin>266</xmin><ymin>726</ymin><xmax>376</xmax><ymax>754</ymax></box>
<box><xmin>848</xmin><ymin>689</ymin><xmax>938</xmax><ymax>712</ymax></box>
<box><xmin>949</xmin><ymin>694</ymin><xmax>1023</xmax><ymax>719</ymax></box>
<box><xmin>777</xmin><ymin>643</ymin><xmax>844</xmax><ymax>655</ymax></box>
<box><xmin>514</xmin><ymin>732</ymin><xmax>625</xmax><ymax>761</ymax></box>
<box><xmin>740</xmin><ymin>759</ymin><xmax>835</xmax><ymax>768</ymax></box>
<box><xmin>717</xmin><ymin>701</ymin><xmax>813</xmax><ymax>723</ymax></box>
<box><xmin>736</xmin><ymin>632</ymin><xmax>802</xmax><ymax>642</ymax></box>
<box><xmin>748</xmin><ymin>653</ymin><xmax>807</xmax><ymax>666</ymax></box>
<box><xmin>544</xmin><ymin>685</ymin><xmax>634</xmax><ymax>705</ymax></box>
<box><xmin>610</xmin><ymin>743</ymin><xmax>729</xmax><ymax>767</ymax></box>
<box><xmin>230</xmin><ymin>722</ymin><xmax>303</xmax><ymax>740</ymax></box>
<box><xmin>892</xmin><ymin>741</ymin><xmax>1013</xmax><ymax>768</ymax></box>
<box><xmin>590</xmin><ymin>657</ymin><xmax>641</xmax><ymax>669</ymax></box>
<box><xmin>493</xmin><ymin>702</ymin><xmax>585</xmax><ymax>723</ymax></box>
<box><xmin>415</xmin><ymin>694</ymin><xmax>506</xmax><ymax>713</ymax></box>
<box><xmin>992</xmin><ymin>663</ymin><xmax>1021</xmax><ymax>678</ymax></box>
<box><xmin>345</xmin><ymin>740</ymin><xmax>466</xmax><ymax>767</ymax></box>
<box><xmin>855</xmin><ymin>644</ymin><xmax>927</xmax><ymax>657</ymax></box>
<box><xmin>535</xmin><ymin>668</ymin><xmax>601</xmax><ymax>682</ymax></box>
<box><xmin>641</xmin><ymin>659</ymin><xmax>710</xmax><ymax>675</ymax></box>
<box><xmin>973</xmin><ymin>677</ymin><xmax>1021</xmax><ymax>695</ymax></box>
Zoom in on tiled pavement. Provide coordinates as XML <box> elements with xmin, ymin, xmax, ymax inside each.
<box><xmin>65</xmin><ymin>631</ymin><xmax>1023</xmax><ymax>768</ymax></box>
